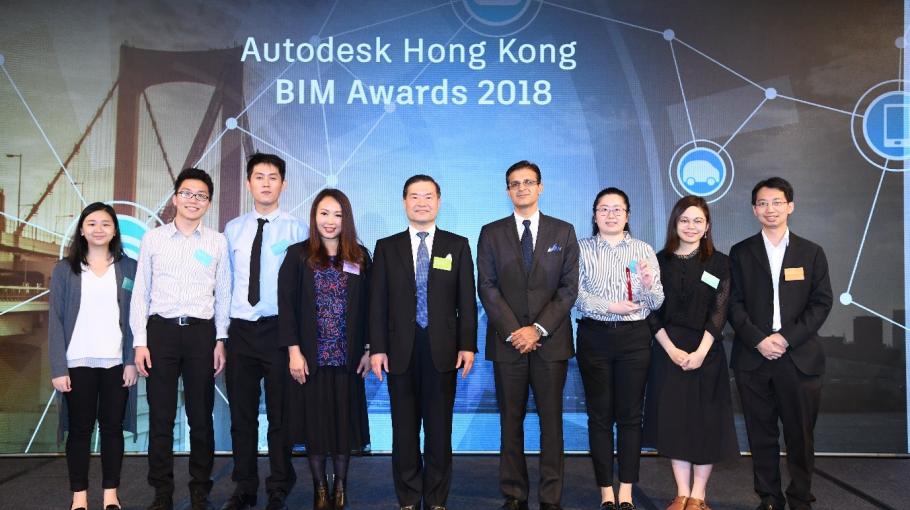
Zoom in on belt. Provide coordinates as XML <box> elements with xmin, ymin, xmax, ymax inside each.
<box><xmin>150</xmin><ymin>314</ymin><xmax>212</xmax><ymax>327</ymax></box>
<box><xmin>577</xmin><ymin>317</ymin><xmax>646</xmax><ymax>329</ymax></box>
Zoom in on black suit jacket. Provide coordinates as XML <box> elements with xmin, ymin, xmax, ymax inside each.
<box><xmin>477</xmin><ymin>213</ymin><xmax>579</xmax><ymax>363</ymax></box>
<box><xmin>277</xmin><ymin>240</ymin><xmax>371</xmax><ymax>374</ymax></box>
<box><xmin>728</xmin><ymin>231</ymin><xmax>833</xmax><ymax>375</ymax></box>
<box><xmin>369</xmin><ymin>228</ymin><xmax>478</xmax><ymax>375</ymax></box>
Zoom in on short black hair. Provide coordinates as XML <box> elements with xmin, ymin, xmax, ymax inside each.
<box><xmin>174</xmin><ymin>168</ymin><xmax>214</xmax><ymax>196</ymax></box>
<box><xmin>505</xmin><ymin>160</ymin><xmax>541</xmax><ymax>186</ymax></box>
<box><xmin>402</xmin><ymin>174</ymin><xmax>441</xmax><ymax>198</ymax></box>
<box><xmin>751</xmin><ymin>176</ymin><xmax>794</xmax><ymax>205</ymax></box>
<box><xmin>246</xmin><ymin>152</ymin><xmax>286</xmax><ymax>180</ymax></box>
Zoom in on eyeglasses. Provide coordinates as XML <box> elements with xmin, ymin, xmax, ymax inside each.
<box><xmin>507</xmin><ymin>179</ymin><xmax>539</xmax><ymax>190</ymax></box>
<box><xmin>678</xmin><ymin>217</ymin><xmax>706</xmax><ymax>227</ymax></box>
<box><xmin>176</xmin><ymin>190</ymin><xmax>211</xmax><ymax>202</ymax></box>
<box><xmin>754</xmin><ymin>200</ymin><xmax>788</xmax><ymax>209</ymax></box>
<box><xmin>595</xmin><ymin>206</ymin><xmax>627</xmax><ymax>216</ymax></box>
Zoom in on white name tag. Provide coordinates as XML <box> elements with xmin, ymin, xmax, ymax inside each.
<box><xmin>342</xmin><ymin>260</ymin><xmax>360</xmax><ymax>275</ymax></box>
<box><xmin>701</xmin><ymin>270</ymin><xmax>720</xmax><ymax>289</ymax></box>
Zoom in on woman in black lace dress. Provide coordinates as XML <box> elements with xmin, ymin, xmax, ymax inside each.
<box><xmin>643</xmin><ymin>196</ymin><xmax>738</xmax><ymax>510</ymax></box>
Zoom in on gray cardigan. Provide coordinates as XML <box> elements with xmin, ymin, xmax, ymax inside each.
<box><xmin>48</xmin><ymin>256</ymin><xmax>139</xmax><ymax>438</ymax></box>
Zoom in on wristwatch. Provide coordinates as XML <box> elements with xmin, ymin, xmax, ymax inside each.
<box><xmin>534</xmin><ymin>324</ymin><xmax>546</xmax><ymax>338</ymax></box>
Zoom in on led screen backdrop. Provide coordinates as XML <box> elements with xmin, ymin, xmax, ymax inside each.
<box><xmin>0</xmin><ymin>0</ymin><xmax>907</xmax><ymax>454</ymax></box>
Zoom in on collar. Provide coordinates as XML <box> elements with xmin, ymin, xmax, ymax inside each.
<box><xmin>595</xmin><ymin>231</ymin><xmax>632</xmax><ymax>247</ymax></box>
<box><xmin>761</xmin><ymin>228</ymin><xmax>790</xmax><ymax>249</ymax></box>
<box><xmin>513</xmin><ymin>210</ymin><xmax>540</xmax><ymax>226</ymax></box>
<box><xmin>165</xmin><ymin>221</ymin><xmax>204</xmax><ymax>238</ymax></box>
<box><xmin>408</xmin><ymin>224</ymin><xmax>437</xmax><ymax>238</ymax></box>
<box><xmin>253</xmin><ymin>208</ymin><xmax>282</xmax><ymax>222</ymax></box>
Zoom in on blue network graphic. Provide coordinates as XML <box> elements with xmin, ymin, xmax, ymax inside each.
<box><xmin>2</xmin><ymin>0</ymin><xmax>909</xmax><ymax>452</ymax></box>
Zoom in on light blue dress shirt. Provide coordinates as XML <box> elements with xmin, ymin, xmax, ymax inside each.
<box><xmin>224</xmin><ymin>208</ymin><xmax>307</xmax><ymax>320</ymax></box>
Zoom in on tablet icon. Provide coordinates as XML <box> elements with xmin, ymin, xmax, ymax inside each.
<box><xmin>884</xmin><ymin>103</ymin><xmax>910</xmax><ymax>148</ymax></box>
<box><xmin>861</xmin><ymin>90</ymin><xmax>910</xmax><ymax>160</ymax></box>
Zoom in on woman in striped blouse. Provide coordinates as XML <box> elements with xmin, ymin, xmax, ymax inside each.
<box><xmin>575</xmin><ymin>187</ymin><xmax>664</xmax><ymax>510</ymax></box>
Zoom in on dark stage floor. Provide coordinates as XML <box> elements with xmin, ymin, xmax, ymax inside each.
<box><xmin>0</xmin><ymin>455</ymin><xmax>906</xmax><ymax>509</ymax></box>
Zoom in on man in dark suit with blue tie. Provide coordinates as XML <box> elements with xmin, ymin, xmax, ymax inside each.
<box><xmin>729</xmin><ymin>177</ymin><xmax>833</xmax><ymax>510</ymax></box>
<box><xmin>370</xmin><ymin>175</ymin><xmax>478</xmax><ymax>510</ymax></box>
<box><xmin>477</xmin><ymin>161</ymin><xmax>579</xmax><ymax>510</ymax></box>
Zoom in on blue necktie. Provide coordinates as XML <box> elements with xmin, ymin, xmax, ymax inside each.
<box><xmin>521</xmin><ymin>219</ymin><xmax>533</xmax><ymax>274</ymax></box>
<box><xmin>416</xmin><ymin>231</ymin><xmax>429</xmax><ymax>328</ymax></box>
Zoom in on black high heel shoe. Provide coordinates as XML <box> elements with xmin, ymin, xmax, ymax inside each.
<box><xmin>332</xmin><ymin>475</ymin><xmax>346</xmax><ymax>510</ymax></box>
<box><xmin>314</xmin><ymin>479</ymin><xmax>331</xmax><ymax>510</ymax></box>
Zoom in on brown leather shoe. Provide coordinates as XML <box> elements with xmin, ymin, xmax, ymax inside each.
<box><xmin>666</xmin><ymin>496</ymin><xmax>688</xmax><ymax>510</ymax></box>
<box><xmin>684</xmin><ymin>498</ymin><xmax>711</xmax><ymax>510</ymax></box>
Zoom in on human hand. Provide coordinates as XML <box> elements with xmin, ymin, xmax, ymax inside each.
<box><xmin>455</xmin><ymin>351</ymin><xmax>475</xmax><ymax>378</ymax></box>
<box><xmin>122</xmin><ymin>365</ymin><xmax>138</xmax><ymax>387</ymax></box>
<box><xmin>213</xmin><ymin>341</ymin><xmax>226</xmax><ymax>377</ymax></box>
<box><xmin>51</xmin><ymin>375</ymin><xmax>71</xmax><ymax>393</ymax></box>
<box><xmin>289</xmin><ymin>350</ymin><xmax>310</xmax><ymax>384</ymax></box>
<box><xmin>371</xmin><ymin>353</ymin><xmax>389</xmax><ymax>382</ymax></box>
<box><xmin>135</xmin><ymin>346</ymin><xmax>152</xmax><ymax>377</ymax></box>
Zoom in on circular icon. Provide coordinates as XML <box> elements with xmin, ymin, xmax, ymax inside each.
<box><xmin>851</xmin><ymin>80</ymin><xmax>910</xmax><ymax>172</ymax></box>
<box><xmin>668</xmin><ymin>140</ymin><xmax>735</xmax><ymax>203</ymax></box>
<box><xmin>452</xmin><ymin>0</ymin><xmax>543</xmax><ymax>37</ymax></box>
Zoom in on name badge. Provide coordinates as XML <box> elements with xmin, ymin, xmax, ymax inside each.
<box><xmin>628</xmin><ymin>259</ymin><xmax>638</xmax><ymax>273</ymax></box>
<box><xmin>270</xmin><ymin>239</ymin><xmax>290</xmax><ymax>256</ymax></box>
<box><xmin>342</xmin><ymin>260</ymin><xmax>361</xmax><ymax>275</ymax></box>
<box><xmin>784</xmin><ymin>267</ymin><xmax>805</xmax><ymax>281</ymax></box>
<box><xmin>700</xmin><ymin>270</ymin><xmax>719</xmax><ymax>289</ymax></box>
<box><xmin>121</xmin><ymin>277</ymin><xmax>134</xmax><ymax>292</ymax></box>
<box><xmin>432</xmin><ymin>254</ymin><xmax>453</xmax><ymax>271</ymax></box>
<box><xmin>194</xmin><ymin>249</ymin><xmax>214</xmax><ymax>267</ymax></box>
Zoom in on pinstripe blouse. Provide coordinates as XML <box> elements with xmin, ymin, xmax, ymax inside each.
<box><xmin>129</xmin><ymin>222</ymin><xmax>231</xmax><ymax>346</ymax></box>
<box><xmin>575</xmin><ymin>233</ymin><xmax>664</xmax><ymax>322</ymax></box>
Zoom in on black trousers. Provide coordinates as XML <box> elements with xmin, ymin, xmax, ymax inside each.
<box><xmin>387</xmin><ymin>327</ymin><xmax>456</xmax><ymax>508</ymax></box>
<box><xmin>65</xmin><ymin>365</ymin><xmax>128</xmax><ymax>491</ymax></box>
<box><xmin>576</xmin><ymin>319</ymin><xmax>651</xmax><ymax>485</ymax></box>
<box><xmin>494</xmin><ymin>350</ymin><xmax>568</xmax><ymax>505</ymax></box>
<box><xmin>736</xmin><ymin>354</ymin><xmax>822</xmax><ymax>509</ymax></box>
<box><xmin>145</xmin><ymin>317</ymin><xmax>216</xmax><ymax>495</ymax></box>
<box><xmin>225</xmin><ymin>318</ymin><xmax>295</xmax><ymax>495</ymax></box>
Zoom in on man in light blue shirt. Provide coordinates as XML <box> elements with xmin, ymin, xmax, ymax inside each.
<box><xmin>221</xmin><ymin>153</ymin><xmax>306</xmax><ymax>510</ymax></box>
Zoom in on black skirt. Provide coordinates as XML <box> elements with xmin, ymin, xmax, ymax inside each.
<box><xmin>642</xmin><ymin>325</ymin><xmax>739</xmax><ymax>465</ymax></box>
<box><xmin>287</xmin><ymin>365</ymin><xmax>371</xmax><ymax>455</ymax></box>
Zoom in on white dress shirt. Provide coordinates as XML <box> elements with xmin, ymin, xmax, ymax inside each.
<box><xmin>130</xmin><ymin>221</ymin><xmax>231</xmax><ymax>347</ymax></box>
<box><xmin>224</xmin><ymin>208</ymin><xmax>306</xmax><ymax>320</ymax></box>
<box><xmin>408</xmin><ymin>224</ymin><xmax>437</xmax><ymax>277</ymax></box>
<box><xmin>513</xmin><ymin>210</ymin><xmax>540</xmax><ymax>249</ymax></box>
<box><xmin>762</xmin><ymin>228</ymin><xmax>790</xmax><ymax>332</ymax></box>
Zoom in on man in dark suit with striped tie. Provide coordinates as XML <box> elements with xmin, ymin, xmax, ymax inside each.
<box><xmin>370</xmin><ymin>175</ymin><xmax>478</xmax><ymax>510</ymax></box>
<box><xmin>477</xmin><ymin>161</ymin><xmax>579</xmax><ymax>510</ymax></box>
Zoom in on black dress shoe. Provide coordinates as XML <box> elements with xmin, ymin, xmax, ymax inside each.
<box><xmin>221</xmin><ymin>492</ymin><xmax>257</xmax><ymax>510</ymax></box>
<box><xmin>600</xmin><ymin>503</ymin><xmax>616</xmax><ymax>510</ymax></box>
<box><xmin>265</xmin><ymin>490</ymin><xmax>288</xmax><ymax>510</ymax></box>
<box><xmin>190</xmin><ymin>489</ymin><xmax>214</xmax><ymax>510</ymax></box>
<box><xmin>618</xmin><ymin>503</ymin><xmax>637</xmax><ymax>510</ymax></box>
<box><xmin>540</xmin><ymin>504</ymin><xmax>563</xmax><ymax>510</ymax></box>
<box><xmin>147</xmin><ymin>493</ymin><xmax>173</xmax><ymax>510</ymax></box>
<box><xmin>399</xmin><ymin>506</ymin><xmax>417</xmax><ymax>510</ymax></box>
<box><xmin>105</xmin><ymin>505</ymin><xmax>122</xmax><ymax>510</ymax></box>
<box><xmin>500</xmin><ymin>497</ymin><xmax>529</xmax><ymax>510</ymax></box>
<box><xmin>426</xmin><ymin>506</ymin><xmax>447</xmax><ymax>510</ymax></box>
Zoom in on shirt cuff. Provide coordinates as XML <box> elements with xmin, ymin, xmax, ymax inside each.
<box><xmin>133</xmin><ymin>333</ymin><xmax>147</xmax><ymax>348</ymax></box>
<box><xmin>534</xmin><ymin>322</ymin><xmax>549</xmax><ymax>337</ymax></box>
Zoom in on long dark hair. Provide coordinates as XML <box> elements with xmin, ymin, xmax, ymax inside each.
<box><xmin>306</xmin><ymin>189</ymin><xmax>364</xmax><ymax>270</ymax></box>
<box><xmin>662</xmin><ymin>195</ymin><xmax>714</xmax><ymax>262</ymax></box>
<box><xmin>591</xmin><ymin>187</ymin><xmax>631</xmax><ymax>236</ymax></box>
<box><xmin>66</xmin><ymin>202</ymin><xmax>124</xmax><ymax>274</ymax></box>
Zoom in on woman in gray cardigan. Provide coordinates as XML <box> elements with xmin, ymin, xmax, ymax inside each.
<box><xmin>48</xmin><ymin>202</ymin><xmax>138</xmax><ymax>510</ymax></box>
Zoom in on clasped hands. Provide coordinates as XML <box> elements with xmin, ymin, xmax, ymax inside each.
<box><xmin>756</xmin><ymin>332</ymin><xmax>789</xmax><ymax>360</ymax></box>
<box><xmin>510</xmin><ymin>325</ymin><xmax>542</xmax><ymax>354</ymax></box>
